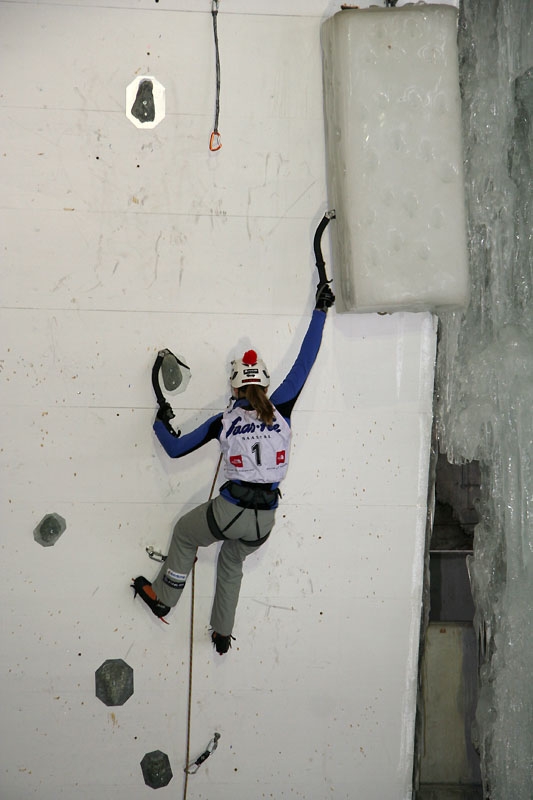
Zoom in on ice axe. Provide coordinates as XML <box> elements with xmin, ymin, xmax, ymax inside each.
<box><xmin>313</xmin><ymin>209</ymin><xmax>335</xmax><ymax>285</ymax></box>
<box><xmin>151</xmin><ymin>348</ymin><xmax>190</xmax><ymax>437</ymax></box>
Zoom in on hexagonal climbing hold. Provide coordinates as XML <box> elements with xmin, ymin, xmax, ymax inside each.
<box><xmin>95</xmin><ymin>658</ymin><xmax>134</xmax><ymax>706</ymax></box>
<box><xmin>140</xmin><ymin>750</ymin><xmax>173</xmax><ymax>789</ymax></box>
<box><xmin>34</xmin><ymin>513</ymin><xmax>66</xmax><ymax>547</ymax></box>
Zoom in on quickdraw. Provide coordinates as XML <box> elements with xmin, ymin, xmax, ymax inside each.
<box><xmin>185</xmin><ymin>732</ymin><xmax>221</xmax><ymax>775</ymax></box>
<box><xmin>209</xmin><ymin>0</ymin><xmax>222</xmax><ymax>151</ymax></box>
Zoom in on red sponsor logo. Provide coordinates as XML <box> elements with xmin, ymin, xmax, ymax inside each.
<box><xmin>230</xmin><ymin>455</ymin><xmax>243</xmax><ymax>468</ymax></box>
<box><xmin>276</xmin><ymin>451</ymin><xmax>286</xmax><ymax>465</ymax></box>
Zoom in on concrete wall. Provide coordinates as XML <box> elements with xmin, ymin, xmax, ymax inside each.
<box><xmin>418</xmin><ymin>623</ymin><xmax>481</xmax><ymax>788</ymax></box>
<box><xmin>1</xmin><ymin>1</ymin><xmax>437</xmax><ymax>797</ymax></box>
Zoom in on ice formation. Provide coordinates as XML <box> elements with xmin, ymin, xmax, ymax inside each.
<box><xmin>322</xmin><ymin>4</ymin><xmax>470</xmax><ymax>314</ymax></box>
<box><xmin>435</xmin><ymin>0</ymin><xmax>533</xmax><ymax>796</ymax></box>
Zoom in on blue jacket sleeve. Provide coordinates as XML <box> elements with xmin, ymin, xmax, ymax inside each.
<box><xmin>270</xmin><ymin>309</ymin><xmax>326</xmax><ymax>418</ymax></box>
<box><xmin>153</xmin><ymin>412</ymin><xmax>222</xmax><ymax>458</ymax></box>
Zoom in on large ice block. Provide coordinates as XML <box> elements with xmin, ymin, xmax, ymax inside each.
<box><xmin>322</xmin><ymin>5</ymin><xmax>470</xmax><ymax>314</ymax></box>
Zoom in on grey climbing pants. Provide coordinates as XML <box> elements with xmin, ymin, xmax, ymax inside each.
<box><xmin>152</xmin><ymin>494</ymin><xmax>276</xmax><ymax>637</ymax></box>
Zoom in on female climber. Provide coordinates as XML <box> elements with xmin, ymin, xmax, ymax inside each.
<box><xmin>133</xmin><ymin>281</ymin><xmax>334</xmax><ymax>655</ymax></box>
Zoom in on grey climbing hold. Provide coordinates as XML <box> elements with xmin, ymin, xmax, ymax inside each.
<box><xmin>131</xmin><ymin>79</ymin><xmax>155</xmax><ymax>123</ymax></box>
<box><xmin>34</xmin><ymin>513</ymin><xmax>66</xmax><ymax>547</ymax></box>
<box><xmin>161</xmin><ymin>351</ymin><xmax>183</xmax><ymax>391</ymax></box>
<box><xmin>126</xmin><ymin>76</ymin><xmax>165</xmax><ymax>129</ymax></box>
<box><xmin>95</xmin><ymin>658</ymin><xmax>134</xmax><ymax>706</ymax></box>
<box><xmin>140</xmin><ymin>750</ymin><xmax>173</xmax><ymax>789</ymax></box>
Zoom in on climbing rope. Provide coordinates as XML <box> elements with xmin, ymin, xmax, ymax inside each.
<box><xmin>209</xmin><ymin>0</ymin><xmax>222</xmax><ymax>151</ymax></box>
<box><xmin>182</xmin><ymin>452</ymin><xmax>223</xmax><ymax>800</ymax></box>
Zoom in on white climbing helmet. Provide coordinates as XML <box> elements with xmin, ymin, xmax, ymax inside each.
<box><xmin>230</xmin><ymin>349</ymin><xmax>270</xmax><ymax>389</ymax></box>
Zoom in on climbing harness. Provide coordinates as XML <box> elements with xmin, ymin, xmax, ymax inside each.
<box><xmin>206</xmin><ymin>499</ymin><xmax>270</xmax><ymax>547</ymax></box>
<box><xmin>221</xmin><ymin>480</ymin><xmax>280</xmax><ymax>510</ymax></box>
<box><xmin>185</xmin><ymin>732</ymin><xmax>221</xmax><ymax>774</ymax></box>
<box><xmin>182</xmin><ymin>453</ymin><xmax>223</xmax><ymax>800</ymax></box>
<box><xmin>206</xmin><ymin>480</ymin><xmax>278</xmax><ymax>545</ymax></box>
<box><xmin>209</xmin><ymin>0</ymin><xmax>222</xmax><ymax>151</ymax></box>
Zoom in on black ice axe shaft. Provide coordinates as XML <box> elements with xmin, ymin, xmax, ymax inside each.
<box><xmin>313</xmin><ymin>209</ymin><xmax>336</xmax><ymax>285</ymax></box>
<box><xmin>151</xmin><ymin>349</ymin><xmax>174</xmax><ymax>416</ymax></box>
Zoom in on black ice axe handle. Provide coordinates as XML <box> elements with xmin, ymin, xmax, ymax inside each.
<box><xmin>151</xmin><ymin>349</ymin><xmax>173</xmax><ymax>413</ymax></box>
<box><xmin>313</xmin><ymin>209</ymin><xmax>336</xmax><ymax>285</ymax></box>
<box><xmin>151</xmin><ymin>349</ymin><xmax>181</xmax><ymax>437</ymax></box>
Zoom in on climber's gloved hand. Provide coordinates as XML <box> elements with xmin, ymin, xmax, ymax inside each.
<box><xmin>156</xmin><ymin>401</ymin><xmax>175</xmax><ymax>423</ymax></box>
<box><xmin>315</xmin><ymin>282</ymin><xmax>335</xmax><ymax>311</ymax></box>
<box><xmin>155</xmin><ymin>402</ymin><xmax>181</xmax><ymax>437</ymax></box>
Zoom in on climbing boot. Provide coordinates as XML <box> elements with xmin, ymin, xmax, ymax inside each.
<box><xmin>211</xmin><ymin>631</ymin><xmax>235</xmax><ymax>655</ymax></box>
<box><xmin>132</xmin><ymin>576</ymin><xmax>171</xmax><ymax>623</ymax></box>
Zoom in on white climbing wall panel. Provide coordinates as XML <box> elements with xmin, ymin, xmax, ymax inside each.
<box><xmin>1</xmin><ymin>1</ymin><xmax>443</xmax><ymax>798</ymax></box>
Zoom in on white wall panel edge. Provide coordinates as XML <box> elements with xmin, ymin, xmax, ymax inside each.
<box><xmin>0</xmin><ymin>0</ymin><xmax>459</xmax><ymax>17</ymax></box>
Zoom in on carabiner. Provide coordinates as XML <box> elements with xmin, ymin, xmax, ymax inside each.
<box><xmin>146</xmin><ymin>546</ymin><xmax>167</xmax><ymax>563</ymax></box>
<box><xmin>209</xmin><ymin>130</ymin><xmax>222</xmax><ymax>152</ymax></box>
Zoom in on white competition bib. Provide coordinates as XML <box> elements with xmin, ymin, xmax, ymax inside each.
<box><xmin>220</xmin><ymin>406</ymin><xmax>292</xmax><ymax>483</ymax></box>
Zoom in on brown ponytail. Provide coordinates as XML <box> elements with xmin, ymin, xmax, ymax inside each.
<box><xmin>238</xmin><ymin>385</ymin><xmax>275</xmax><ymax>426</ymax></box>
